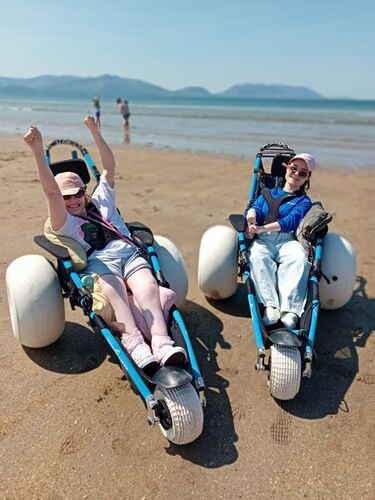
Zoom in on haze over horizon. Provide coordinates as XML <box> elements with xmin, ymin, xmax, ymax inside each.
<box><xmin>1</xmin><ymin>0</ymin><xmax>374</xmax><ymax>100</ymax></box>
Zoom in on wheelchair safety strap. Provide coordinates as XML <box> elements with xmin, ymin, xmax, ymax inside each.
<box><xmin>262</xmin><ymin>188</ymin><xmax>297</xmax><ymax>224</ymax></box>
<box><xmin>75</xmin><ymin>206</ymin><xmax>136</xmax><ymax>256</ymax></box>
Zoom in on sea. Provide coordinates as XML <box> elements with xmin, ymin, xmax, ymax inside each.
<box><xmin>1</xmin><ymin>96</ymin><xmax>374</xmax><ymax>169</ymax></box>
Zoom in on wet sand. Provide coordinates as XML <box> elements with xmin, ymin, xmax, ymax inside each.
<box><xmin>0</xmin><ymin>136</ymin><xmax>374</xmax><ymax>499</ymax></box>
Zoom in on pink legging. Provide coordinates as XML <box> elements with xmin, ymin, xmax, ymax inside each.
<box><xmin>98</xmin><ymin>268</ymin><xmax>173</xmax><ymax>338</ymax></box>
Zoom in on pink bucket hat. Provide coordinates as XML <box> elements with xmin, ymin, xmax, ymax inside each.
<box><xmin>55</xmin><ymin>172</ymin><xmax>85</xmax><ymax>195</ymax></box>
<box><xmin>290</xmin><ymin>153</ymin><xmax>317</xmax><ymax>172</ymax></box>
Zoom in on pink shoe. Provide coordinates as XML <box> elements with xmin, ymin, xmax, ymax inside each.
<box><xmin>121</xmin><ymin>331</ymin><xmax>157</xmax><ymax>369</ymax></box>
<box><xmin>151</xmin><ymin>335</ymin><xmax>187</xmax><ymax>367</ymax></box>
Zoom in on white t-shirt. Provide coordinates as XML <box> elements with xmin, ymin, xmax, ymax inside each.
<box><xmin>56</xmin><ymin>176</ymin><xmax>135</xmax><ymax>261</ymax></box>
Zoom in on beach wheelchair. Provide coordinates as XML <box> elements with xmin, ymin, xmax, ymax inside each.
<box><xmin>6</xmin><ymin>139</ymin><xmax>205</xmax><ymax>445</ymax></box>
<box><xmin>198</xmin><ymin>143</ymin><xmax>356</xmax><ymax>400</ymax></box>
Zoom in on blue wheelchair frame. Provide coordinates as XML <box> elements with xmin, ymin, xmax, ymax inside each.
<box><xmin>45</xmin><ymin>139</ymin><xmax>101</xmax><ymax>183</ymax></box>
<box><xmin>236</xmin><ymin>143</ymin><xmax>324</xmax><ymax>378</ymax></box>
<box><xmin>36</xmin><ymin>139</ymin><xmax>205</xmax><ymax>429</ymax></box>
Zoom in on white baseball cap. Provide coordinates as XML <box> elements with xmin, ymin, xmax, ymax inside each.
<box><xmin>290</xmin><ymin>153</ymin><xmax>317</xmax><ymax>172</ymax></box>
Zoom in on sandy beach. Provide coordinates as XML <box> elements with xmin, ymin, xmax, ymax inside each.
<box><xmin>1</xmin><ymin>136</ymin><xmax>374</xmax><ymax>499</ymax></box>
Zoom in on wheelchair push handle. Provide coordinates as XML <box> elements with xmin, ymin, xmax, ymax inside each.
<box><xmin>258</xmin><ymin>142</ymin><xmax>295</xmax><ymax>158</ymax></box>
<box><xmin>44</xmin><ymin>138</ymin><xmax>101</xmax><ymax>183</ymax></box>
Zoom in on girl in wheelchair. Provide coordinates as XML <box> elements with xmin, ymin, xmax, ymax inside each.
<box><xmin>245</xmin><ymin>153</ymin><xmax>317</xmax><ymax>330</ymax></box>
<box><xmin>24</xmin><ymin>116</ymin><xmax>187</xmax><ymax>370</ymax></box>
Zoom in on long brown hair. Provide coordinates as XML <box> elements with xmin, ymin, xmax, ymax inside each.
<box><xmin>300</xmin><ymin>178</ymin><xmax>310</xmax><ymax>194</ymax></box>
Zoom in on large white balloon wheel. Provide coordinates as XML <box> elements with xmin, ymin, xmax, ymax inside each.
<box><xmin>153</xmin><ymin>235</ymin><xmax>189</xmax><ymax>308</ymax></box>
<box><xmin>197</xmin><ymin>225</ymin><xmax>238</xmax><ymax>300</ymax></box>
<box><xmin>268</xmin><ymin>345</ymin><xmax>302</xmax><ymax>400</ymax></box>
<box><xmin>154</xmin><ymin>383</ymin><xmax>204</xmax><ymax>445</ymax></box>
<box><xmin>6</xmin><ymin>254</ymin><xmax>65</xmax><ymax>348</ymax></box>
<box><xmin>320</xmin><ymin>232</ymin><xmax>357</xmax><ymax>310</ymax></box>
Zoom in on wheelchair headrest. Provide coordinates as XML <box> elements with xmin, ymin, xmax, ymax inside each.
<box><xmin>49</xmin><ymin>159</ymin><xmax>91</xmax><ymax>185</ymax></box>
<box><xmin>271</xmin><ymin>154</ymin><xmax>294</xmax><ymax>179</ymax></box>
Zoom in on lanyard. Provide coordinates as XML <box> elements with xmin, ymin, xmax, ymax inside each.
<box><xmin>82</xmin><ymin>210</ymin><xmax>135</xmax><ymax>247</ymax></box>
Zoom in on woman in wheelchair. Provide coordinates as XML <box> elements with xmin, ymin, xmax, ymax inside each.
<box><xmin>24</xmin><ymin>116</ymin><xmax>187</xmax><ymax>370</ymax></box>
<box><xmin>245</xmin><ymin>153</ymin><xmax>317</xmax><ymax>330</ymax></box>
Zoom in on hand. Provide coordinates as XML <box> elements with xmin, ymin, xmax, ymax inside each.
<box><xmin>253</xmin><ymin>225</ymin><xmax>266</xmax><ymax>235</ymax></box>
<box><xmin>245</xmin><ymin>211</ymin><xmax>256</xmax><ymax>238</ymax></box>
<box><xmin>245</xmin><ymin>222</ymin><xmax>257</xmax><ymax>239</ymax></box>
<box><xmin>84</xmin><ymin>115</ymin><xmax>100</xmax><ymax>134</ymax></box>
<box><xmin>245</xmin><ymin>224</ymin><xmax>267</xmax><ymax>238</ymax></box>
<box><xmin>24</xmin><ymin>126</ymin><xmax>43</xmax><ymax>153</ymax></box>
<box><xmin>246</xmin><ymin>214</ymin><xmax>256</xmax><ymax>226</ymax></box>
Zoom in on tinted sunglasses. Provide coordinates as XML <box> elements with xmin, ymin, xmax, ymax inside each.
<box><xmin>63</xmin><ymin>188</ymin><xmax>85</xmax><ymax>201</ymax></box>
<box><xmin>284</xmin><ymin>163</ymin><xmax>309</xmax><ymax>179</ymax></box>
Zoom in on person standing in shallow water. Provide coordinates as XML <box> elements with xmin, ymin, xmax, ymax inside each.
<box><xmin>23</xmin><ymin>116</ymin><xmax>187</xmax><ymax>371</ymax></box>
<box><xmin>116</xmin><ymin>97</ymin><xmax>131</xmax><ymax>129</ymax></box>
<box><xmin>92</xmin><ymin>96</ymin><xmax>101</xmax><ymax>128</ymax></box>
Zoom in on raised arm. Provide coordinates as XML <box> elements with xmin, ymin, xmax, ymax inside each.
<box><xmin>24</xmin><ymin>126</ymin><xmax>67</xmax><ymax>231</ymax></box>
<box><xmin>84</xmin><ymin>116</ymin><xmax>115</xmax><ymax>187</ymax></box>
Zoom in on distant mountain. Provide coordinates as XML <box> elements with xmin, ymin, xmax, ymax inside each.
<box><xmin>0</xmin><ymin>75</ymin><xmax>82</xmax><ymax>89</ymax></box>
<box><xmin>218</xmin><ymin>83</ymin><xmax>322</xmax><ymax>99</ymax></box>
<box><xmin>0</xmin><ymin>74</ymin><xmax>323</xmax><ymax>100</ymax></box>
<box><xmin>0</xmin><ymin>74</ymin><xmax>170</xmax><ymax>99</ymax></box>
<box><xmin>171</xmin><ymin>86</ymin><xmax>211</xmax><ymax>98</ymax></box>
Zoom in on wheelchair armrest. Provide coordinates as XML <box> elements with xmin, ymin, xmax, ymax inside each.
<box><xmin>34</xmin><ymin>235</ymin><xmax>70</xmax><ymax>259</ymax></box>
<box><xmin>229</xmin><ymin>214</ymin><xmax>246</xmax><ymax>233</ymax></box>
<box><xmin>127</xmin><ymin>221</ymin><xmax>154</xmax><ymax>246</ymax></box>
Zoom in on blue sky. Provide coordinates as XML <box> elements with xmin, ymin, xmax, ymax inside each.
<box><xmin>1</xmin><ymin>0</ymin><xmax>374</xmax><ymax>99</ymax></box>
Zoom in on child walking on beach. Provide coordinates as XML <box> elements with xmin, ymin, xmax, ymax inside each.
<box><xmin>24</xmin><ymin>116</ymin><xmax>187</xmax><ymax>370</ymax></box>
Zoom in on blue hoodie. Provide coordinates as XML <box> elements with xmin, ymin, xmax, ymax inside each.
<box><xmin>252</xmin><ymin>188</ymin><xmax>312</xmax><ymax>233</ymax></box>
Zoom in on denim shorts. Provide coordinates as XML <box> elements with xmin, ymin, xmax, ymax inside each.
<box><xmin>85</xmin><ymin>250</ymin><xmax>151</xmax><ymax>281</ymax></box>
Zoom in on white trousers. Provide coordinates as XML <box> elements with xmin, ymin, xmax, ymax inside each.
<box><xmin>248</xmin><ymin>232</ymin><xmax>311</xmax><ymax>316</ymax></box>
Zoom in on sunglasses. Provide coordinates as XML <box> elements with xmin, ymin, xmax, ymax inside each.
<box><xmin>287</xmin><ymin>164</ymin><xmax>309</xmax><ymax>179</ymax></box>
<box><xmin>63</xmin><ymin>188</ymin><xmax>85</xmax><ymax>201</ymax></box>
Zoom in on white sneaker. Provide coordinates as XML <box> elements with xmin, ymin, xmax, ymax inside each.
<box><xmin>263</xmin><ymin>307</ymin><xmax>281</xmax><ymax>326</ymax></box>
<box><xmin>121</xmin><ymin>331</ymin><xmax>157</xmax><ymax>369</ymax></box>
<box><xmin>151</xmin><ymin>335</ymin><xmax>187</xmax><ymax>367</ymax></box>
<box><xmin>281</xmin><ymin>312</ymin><xmax>299</xmax><ymax>329</ymax></box>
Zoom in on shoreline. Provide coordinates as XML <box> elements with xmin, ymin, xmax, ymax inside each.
<box><xmin>1</xmin><ymin>133</ymin><xmax>374</xmax><ymax>173</ymax></box>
